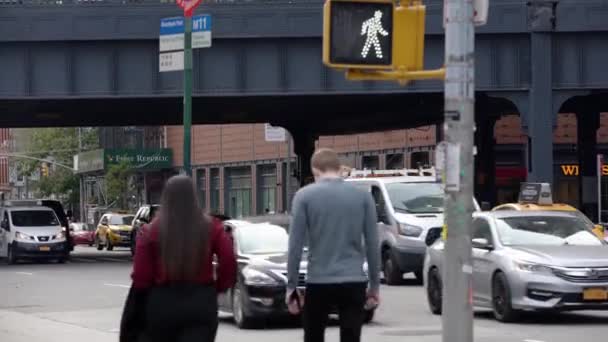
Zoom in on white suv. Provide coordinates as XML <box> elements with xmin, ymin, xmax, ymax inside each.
<box><xmin>346</xmin><ymin>168</ymin><xmax>480</xmax><ymax>285</ymax></box>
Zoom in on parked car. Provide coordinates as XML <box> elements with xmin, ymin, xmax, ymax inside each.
<box><xmin>424</xmin><ymin>210</ymin><xmax>608</xmax><ymax>322</ymax></box>
<box><xmin>345</xmin><ymin>168</ymin><xmax>481</xmax><ymax>285</ymax></box>
<box><xmin>94</xmin><ymin>212</ymin><xmax>135</xmax><ymax>251</ymax></box>
<box><xmin>0</xmin><ymin>205</ymin><xmax>67</xmax><ymax>264</ymax></box>
<box><xmin>218</xmin><ymin>219</ymin><xmax>374</xmax><ymax>329</ymax></box>
<box><xmin>70</xmin><ymin>222</ymin><xmax>94</xmax><ymax>247</ymax></box>
<box><xmin>130</xmin><ymin>204</ymin><xmax>160</xmax><ymax>255</ymax></box>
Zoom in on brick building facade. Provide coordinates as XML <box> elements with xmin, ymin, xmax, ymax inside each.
<box><xmin>165</xmin><ymin>113</ymin><xmax>608</xmax><ymax>218</ymax></box>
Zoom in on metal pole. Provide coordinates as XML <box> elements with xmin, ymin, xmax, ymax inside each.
<box><xmin>183</xmin><ymin>16</ymin><xmax>193</xmax><ymax>177</ymax></box>
<box><xmin>442</xmin><ymin>0</ymin><xmax>475</xmax><ymax>342</ymax></box>
<box><xmin>286</xmin><ymin>132</ymin><xmax>292</xmax><ymax>212</ymax></box>
<box><xmin>78</xmin><ymin>128</ymin><xmax>84</xmax><ymax>222</ymax></box>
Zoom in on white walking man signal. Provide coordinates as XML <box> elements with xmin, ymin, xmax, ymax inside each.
<box><xmin>361</xmin><ymin>10</ymin><xmax>389</xmax><ymax>59</ymax></box>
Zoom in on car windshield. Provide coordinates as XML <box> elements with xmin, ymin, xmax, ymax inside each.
<box><xmin>238</xmin><ymin>224</ymin><xmax>288</xmax><ymax>254</ymax></box>
<box><xmin>109</xmin><ymin>215</ymin><xmax>134</xmax><ymax>225</ymax></box>
<box><xmin>386</xmin><ymin>182</ymin><xmax>444</xmax><ymax>213</ymax></box>
<box><xmin>495</xmin><ymin>215</ymin><xmax>603</xmax><ymax>246</ymax></box>
<box><xmin>11</xmin><ymin>210</ymin><xmax>59</xmax><ymax>227</ymax></box>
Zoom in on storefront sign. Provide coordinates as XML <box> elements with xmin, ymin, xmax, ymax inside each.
<box><xmin>559</xmin><ymin>164</ymin><xmax>608</xmax><ymax>176</ymax></box>
<box><xmin>75</xmin><ymin>149</ymin><xmax>173</xmax><ymax>173</ymax></box>
<box><xmin>105</xmin><ymin>149</ymin><xmax>173</xmax><ymax>170</ymax></box>
<box><xmin>76</xmin><ymin>149</ymin><xmax>105</xmax><ymax>173</ymax></box>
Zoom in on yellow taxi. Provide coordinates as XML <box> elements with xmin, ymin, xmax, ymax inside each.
<box><xmin>492</xmin><ymin>183</ymin><xmax>605</xmax><ymax>240</ymax></box>
<box><xmin>94</xmin><ymin>212</ymin><xmax>135</xmax><ymax>251</ymax></box>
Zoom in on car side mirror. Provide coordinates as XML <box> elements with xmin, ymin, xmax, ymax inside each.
<box><xmin>481</xmin><ymin>201</ymin><xmax>492</xmax><ymax>211</ymax></box>
<box><xmin>472</xmin><ymin>238</ymin><xmax>493</xmax><ymax>250</ymax></box>
<box><xmin>1</xmin><ymin>221</ymin><xmax>8</xmax><ymax>230</ymax></box>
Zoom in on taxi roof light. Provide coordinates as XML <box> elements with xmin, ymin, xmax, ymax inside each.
<box><xmin>518</xmin><ymin>182</ymin><xmax>553</xmax><ymax>206</ymax></box>
<box><xmin>346</xmin><ymin>167</ymin><xmax>436</xmax><ymax>178</ymax></box>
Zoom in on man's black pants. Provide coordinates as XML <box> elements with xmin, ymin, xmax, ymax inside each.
<box><xmin>303</xmin><ymin>282</ymin><xmax>367</xmax><ymax>342</ymax></box>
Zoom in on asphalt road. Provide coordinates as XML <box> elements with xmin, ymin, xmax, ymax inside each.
<box><xmin>1</xmin><ymin>246</ymin><xmax>608</xmax><ymax>342</ymax></box>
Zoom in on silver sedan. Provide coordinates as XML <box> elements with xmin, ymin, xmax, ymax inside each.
<box><xmin>424</xmin><ymin>211</ymin><xmax>608</xmax><ymax>322</ymax></box>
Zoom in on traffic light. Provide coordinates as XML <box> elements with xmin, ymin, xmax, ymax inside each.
<box><xmin>41</xmin><ymin>163</ymin><xmax>49</xmax><ymax>177</ymax></box>
<box><xmin>323</xmin><ymin>0</ymin><xmax>444</xmax><ymax>83</ymax></box>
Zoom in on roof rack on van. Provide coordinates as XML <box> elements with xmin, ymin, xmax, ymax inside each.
<box><xmin>1</xmin><ymin>199</ymin><xmax>44</xmax><ymax>207</ymax></box>
<box><xmin>346</xmin><ymin>167</ymin><xmax>436</xmax><ymax>178</ymax></box>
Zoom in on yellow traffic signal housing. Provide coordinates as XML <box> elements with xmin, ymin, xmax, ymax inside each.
<box><xmin>41</xmin><ymin>163</ymin><xmax>49</xmax><ymax>177</ymax></box>
<box><xmin>323</xmin><ymin>0</ymin><xmax>444</xmax><ymax>83</ymax></box>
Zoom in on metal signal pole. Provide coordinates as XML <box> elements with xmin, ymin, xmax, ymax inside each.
<box><xmin>442</xmin><ymin>0</ymin><xmax>475</xmax><ymax>342</ymax></box>
<box><xmin>183</xmin><ymin>15</ymin><xmax>193</xmax><ymax>177</ymax></box>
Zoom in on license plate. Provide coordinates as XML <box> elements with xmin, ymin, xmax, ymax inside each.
<box><xmin>39</xmin><ymin>246</ymin><xmax>51</xmax><ymax>252</ymax></box>
<box><xmin>583</xmin><ymin>288</ymin><xmax>608</xmax><ymax>301</ymax></box>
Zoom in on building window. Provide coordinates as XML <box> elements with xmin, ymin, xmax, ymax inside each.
<box><xmin>257</xmin><ymin>164</ymin><xmax>277</xmax><ymax>215</ymax></box>
<box><xmin>410</xmin><ymin>151</ymin><xmax>430</xmax><ymax>168</ymax></box>
<box><xmin>362</xmin><ymin>155</ymin><xmax>380</xmax><ymax>170</ymax></box>
<box><xmin>225</xmin><ymin>167</ymin><xmax>252</xmax><ymax>219</ymax></box>
<box><xmin>196</xmin><ymin>169</ymin><xmax>206</xmax><ymax>211</ymax></box>
<box><xmin>283</xmin><ymin>161</ymin><xmax>299</xmax><ymax>212</ymax></box>
<box><xmin>386</xmin><ymin>153</ymin><xmax>404</xmax><ymax>169</ymax></box>
<box><xmin>210</xmin><ymin>168</ymin><xmax>220</xmax><ymax>214</ymax></box>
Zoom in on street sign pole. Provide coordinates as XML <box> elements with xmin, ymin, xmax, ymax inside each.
<box><xmin>183</xmin><ymin>15</ymin><xmax>193</xmax><ymax>177</ymax></box>
<box><xmin>442</xmin><ymin>0</ymin><xmax>475</xmax><ymax>342</ymax></box>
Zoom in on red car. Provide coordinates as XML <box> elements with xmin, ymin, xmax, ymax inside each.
<box><xmin>70</xmin><ymin>222</ymin><xmax>95</xmax><ymax>247</ymax></box>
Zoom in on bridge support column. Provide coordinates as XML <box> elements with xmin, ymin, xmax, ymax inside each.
<box><xmin>524</xmin><ymin>0</ymin><xmax>558</xmax><ymax>185</ymax></box>
<box><xmin>474</xmin><ymin>115</ymin><xmax>498</xmax><ymax>206</ymax></box>
<box><xmin>291</xmin><ymin>131</ymin><xmax>317</xmax><ymax>187</ymax></box>
<box><xmin>577</xmin><ymin>110</ymin><xmax>600</xmax><ymax>221</ymax></box>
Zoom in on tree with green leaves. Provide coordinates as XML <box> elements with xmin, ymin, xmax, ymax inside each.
<box><xmin>14</xmin><ymin>128</ymin><xmax>98</xmax><ymax>209</ymax></box>
<box><xmin>105</xmin><ymin>161</ymin><xmax>134</xmax><ymax>210</ymax></box>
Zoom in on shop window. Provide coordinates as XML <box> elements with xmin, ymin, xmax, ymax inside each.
<box><xmin>210</xmin><ymin>168</ymin><xmax>220</xmax><ymax>214</ymax></box>
<box><xmin>196</xmin><ymin>169</ymin><xmax>206</xmax><ymax>210</ymax></box>
<box><xmin>226</xmin><ymin>167</ymin><xmax>252</xmax><ymax>219</ymax></box>
<box><xmin>410</xmin><ymin>151</ymin><xmax>430</xmax><ymax>168</ymax></box>
<box><xmin>386</xmin><ymin>153</ymin><xmax>404</xmax><ymax>170</ymax></box>
<box><xmin>362</xmin><ymin>155</ymin><xmax>379</xmax><ymax>170</ymax></box>
<box><xmin>258</xmin><ymin>164</ymin><xmax>277</xmax><ymax>215</ymax></box>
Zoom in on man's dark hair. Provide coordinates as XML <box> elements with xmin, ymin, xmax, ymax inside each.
<box><xmin>311</xmin><ymin>148</ymin><xmax>341</xmax><ymax>172</ymax></box>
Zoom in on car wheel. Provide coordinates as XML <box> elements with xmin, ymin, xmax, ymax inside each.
<box><xmin>232</xmin><ymin>287</ymin><xmax>256</xmax><ymax>329</ymax></box>
<box><xmin>95</xmin><ymin>235</ymin><xmax>103</xmax><ymax>251</ymax></box>
<box><xmin>492</xmin><ymin>272</ymin><xmax>519</xmax><ymax>323</ymax></box>
<box><xmin>106</xmin><ymin>235</ymin><xmax>114</xmax><ymax>251</ymax></box>
<box><xmin>6</xmin><ymin>245</ymin><xmax>17</xmax><ymax>265</ymax></box>
<box><xmin>383</xmin><ymin>250</ymin><xmax>402</xmax><ymax>285</ymax></box>
<box><xmin>426</xmin><ymin>267</ymin><xmax>442</xmax><ymax>315</ymax></box>
<box><xmin>363</xmin><ymin>309</ymin><xmax>375</xmax><ymax>324</ymax></box>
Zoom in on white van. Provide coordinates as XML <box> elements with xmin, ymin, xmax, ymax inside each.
<box><xmin>346</xmin><ymin>168</ymin><xmax>480</xmax><ymax>285</ymax></box>
<box><xmin>0</xmin><ymin>206</ymin><xmax>67</xmax><ymax>264</ymax></box>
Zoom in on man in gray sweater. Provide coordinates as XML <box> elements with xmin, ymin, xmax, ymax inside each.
<box><xmin>286</xmin><ymin>148</ymin><xmax>381</xmax><ymax>342</ymax></box>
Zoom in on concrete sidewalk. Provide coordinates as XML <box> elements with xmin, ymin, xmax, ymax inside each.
<box><xmin>0</xmin><ymin>309</ymin><xmax>116</xmax><ymax>342</ymax></box>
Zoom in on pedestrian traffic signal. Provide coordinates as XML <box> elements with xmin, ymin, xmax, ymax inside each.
<box><xmin>41</xmin><ymin>163</ymin><xmax>49</xmax><ymax>177</ymax></box>
<box><xmin>323</xmin><ymin>0</ymin><xmax>445</xmax><ymax>83</ymax></box>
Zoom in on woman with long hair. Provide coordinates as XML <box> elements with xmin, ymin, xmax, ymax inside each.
<box><xmin>120</xmin><ymin>175</ymin><xmax>236</xmax><ymax>342</ymax></box>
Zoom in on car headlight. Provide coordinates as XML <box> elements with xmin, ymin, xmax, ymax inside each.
<box><xmin>513</xmin><ymin>261</ymin><xmax>553</xmax><ymax>274</ymax></box>
<box><xmin>52</xmin><ymin>231</ymin><xmax>66</xmax><ymax>241</ymax></box>
<box><xmin>398</xmin><ymin>223</ymin><xmax>423</xmax><ymax>237</ymax></box>
<box><xmin>242</xmin><ymin>267</ymin><xmax>279</xmax><ymax>286</ymax></box>
<box><xmin>15</xmin><ymin>231</ymin><xmax>35</xmax><ymax>241</ymax></box>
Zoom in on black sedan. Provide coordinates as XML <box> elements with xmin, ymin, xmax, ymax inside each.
<box><xmin>218</xmin><ymin>219</ymin><xmax>375</xmax><ymax>329</ymax></box>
